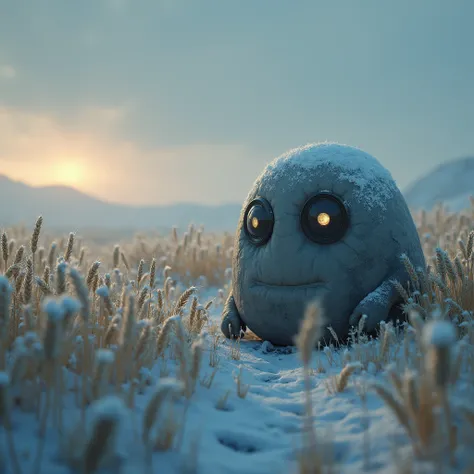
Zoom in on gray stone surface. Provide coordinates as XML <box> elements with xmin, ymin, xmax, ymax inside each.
<box><xmin>221</xmin><ymin>143</ymin><xmax>425</xmax><ymax>346</ymax></box>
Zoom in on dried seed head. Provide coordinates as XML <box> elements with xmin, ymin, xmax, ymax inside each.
<box><xmin>120</xmin><ymin>252</ymin><xmax>130</xmax><ymax>272</ymax></box>
<box><xmin>137</xmin><ymin>259</ymin><xmax>145</xmax><ymax>286</ymax></box>
<box><xmin>22</xmin><ymin>258</ymin><xmax>34</xmax><ymax>305</ymax></box>
<box><xmin>31</xmin><ymin>216</ymin><xmax>43</xmax><ymax>255</ymax></box>
<box><xmin>69</xmin><ymin>267</ymin><xmax>90</xmax><ymax>322</ymax></box>
<box><xmin>92</xmin><ymin>272</ymin><xmax>99</xmax><ymax>295</ymax></box>
<box><xmin>35</xmin><ymin>276</ymin><xmax>52</xmax><ymax>296</ymax></box>
<box><xmin>15</xmin><ymin>271</ymin><xmax>25</xmax><ymax>296</ymax></box>
<box><xmin>163</xmin><ymin>265</ymin><xmax>172</xmax><ymax>280</ymax></box>
<box><xmin>86</xmin><ymin>261</ymin><xmax>101</xmax><ymax>290</ymax></box>
<box><xmin>56</xmin><ymin>261</ymin><xmax>67</xmax><ymax>295</ymax></box>
<box><xmin>113</xmin><ymin>245</ymin><xmax>120</xmax><ymax>269</ymax></box>
<box><xmin>137</xmin><ymin>286</ymin><xmax>149</xmax><ymax>312</ymax></box>
<box><xmin>64</xmin><ymin>232</ymin><xmax>75</xmax><ymax>262</ymax></box>
<box><xmin>156</xmin><ymin>317</ymin><xmax>174</xmax><ymax>356</ymax></box>
<box><xmin>84</xmin><ymin>396</ymin><xmax>125</xmax><ymax>472</ymax></box>
<box><xmin>423</xmin><ymin>320</ymin><xmax>456</xmax><ymax>390</ymax></box>
<box><xmin>173</xmin><ymin>286</ymin><xmax>196</xmax><ymax>316</ymax></box>
<box><xmin>423</xmin><ymin>320</ymin><xmax>457</xmax><ymax>349</ymax></box>
<box><xmin>391</xmin><ymin>279</ymin><xmax>410</xmax><ymax>302</ymax></box>
<box><xmin>8</xmin><ymin>239</ymin><xmax>15</xmax><ymax>257</ymax></box>
<box><xmin>467</xmin><ymin>230</ymin><xmax>474</xmax><ymax>259</ymax></box>
<box><xmin>1</xmin><ymin>232</ymin><xmax>8</xmax><ymax>263</ymax></box>
<box><xmin>79</xmin><ymin>248</ymin><xmax>85</xmax><ymax>266</ymax></box>
<box><xmin>96</xmin><ymin>286</ymin><xmax>114</xmax><ymax>316</ymax></box>
<box><xmin>157</xmin><ymin>289</ymin><xmax>163</xmax><ymax>312</ymax></box>
<box><xmin>91</xmin><ymin>349</ymin><xmax>115</xmax><ymax>400</ymax></box>
<box><xmin>60</xmin><ymin>295</ymin><xmax>81</xmax><ymax>329</ymax></box>
<box><xmin>13</xmin><ymin>245</ymin><xmax>24</xmax><ymax>266</ymax></box>
<box><xmin>43</xmin><ymin>265</ymin><xmax>51</xmax><ymax>285</ymax></box>
<box><xmin>134</xmin><ymin>323</ymin><xmax>152</xmax><ymax>362</ymax></box>
<box><xmin>0</xmin><ymin>276</ymin><xmax>12</xmax><ymax>336</ymax></box>
<box><xmin>47</xmin><ymin>242</ymin><xmax>56</xmax><ymax>268</ymax></box>
<box><xmin>149</xmin><ymin>258</ymin><xmax>156</xmax><ymax>289</ymax></box>
<box><xmin>119</xmin><ymin>293</ymin><xmax>136</xmax><ymax>347</ymax></box>
<box><xmin>401</xmin><ymin>254</ymin><xmax>418</xmax><ymax>284</ymax></box>
<box><xmin>294</xmin><ymin>300</ymin><xmax>325</xmax><ymax>366</ymax></box>
<box><xmin>42</xmin><ymin>299</ymin><xmax>65</xmax><ymax>360</ymax></box>
<box><xmin>142</xmin><ymin>378</ymin><xmax>183</xmax><ymax>444</ymax></box>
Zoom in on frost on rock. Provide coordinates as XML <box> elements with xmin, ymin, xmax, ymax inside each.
<box><xmin>251</xmin><ymin>142</ymin><xmax>397</xmax><ymax>211</ymax></box>
<box><xmin>362</xmin><ymin>280</ymin><xmax>393</xmax><ymax>306</ymax></box>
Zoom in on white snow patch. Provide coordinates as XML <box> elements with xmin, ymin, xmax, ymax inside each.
<box><xmin>404</xmin><ymin>156</ymin><xmax>474</xmax><ymax>212</ymax></box>
<box><xmin>253</xmin><ymin>142</ymin><xmax>397</xmax><ymax>211</ymax></box>
<box><xmin>96</xmin><ymin>348</ymin><xmax>116</xmax><ymax>364</ymax></box>
<box><xmin>422</xmin><ymin>320</ymin><xmax>457</xmax><ymax>348</ymax></box>
<box><xmin>4</xmin><ymin>286</ymin><xmax>472</xmax><ymax>474</ymax></box>
<box><xmin>59</xmin><ymin>295</ymin><xmax>82</xmax><ymax>313</ymax></box>
<box><xmin>96</xmin><ymin>285</ymin><xmax>110</xmax><ymax>297</ymax></box>
<box><xmin>42</xmin><ymin>299</ymin><xmax>64</xmax><ymax>320</ymax></box>
<box><xmin>89</xmin><ymin>394</ymin><xmax>127</xmax><ymax>422</ymax></box>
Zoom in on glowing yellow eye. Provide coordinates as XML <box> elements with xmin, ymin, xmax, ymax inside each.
<box><xmin>251</xmin><ymin>217</ymin><xmax>259</xmax><ymax>228</ymax></box>
<box><xmin>317</xmin><ymin>213</ymin><xmax>331</xmax><ymax>226</ymax></box>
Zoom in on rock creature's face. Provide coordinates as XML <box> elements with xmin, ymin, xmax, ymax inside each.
<box><xmin>232</xmin><ymin>143</ymin><xmax>408</xmax><ymax>345</ymax></box>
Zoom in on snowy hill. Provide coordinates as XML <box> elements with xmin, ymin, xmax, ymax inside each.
<box><xmin>0</xmin><ymin>175</ymin><xmax>241</xmax><ymax>232</ymax></box>
<box><xmin>404</xmin><ymin>156</ymin><xmax>474</xmax><ymax>212</ymax></box>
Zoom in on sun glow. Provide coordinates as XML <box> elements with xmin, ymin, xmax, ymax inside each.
<box><xmin>52</xmin><ymin>161</ymin><xmax>87</xmax><ymax>187</ymax></box>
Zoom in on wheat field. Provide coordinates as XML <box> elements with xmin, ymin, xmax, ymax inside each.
<box><xmin>1</xmin><ymin>205</ymin><xmax>474</xmax><ymax>474</ymax></box>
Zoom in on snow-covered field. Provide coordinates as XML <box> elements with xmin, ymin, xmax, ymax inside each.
<box><xmin>2</xmin><ymin>210</ymin><xmax>474</xmax><ymax>474</ymax></box>
<box><xmin>3</xmin><ymin>286</ymin><xmax>473</xmax><ymax>474</ymax></box>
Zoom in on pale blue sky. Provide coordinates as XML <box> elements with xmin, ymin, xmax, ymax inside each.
<box><xmin>0</xmin><ymin>0</ymin><xmax>473</xmax><ymax>205</ymax></box>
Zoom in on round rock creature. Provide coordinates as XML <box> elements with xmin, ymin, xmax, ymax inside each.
<box><xmin>221</xmin><ymin>143</ymin><xmax>425</xmax><ymax>346</ymax></box>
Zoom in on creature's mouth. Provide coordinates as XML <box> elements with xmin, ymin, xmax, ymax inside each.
<box><xmin>252</xmin><ymin>279</ymin><xmax>326</xmax><ymax>289</ymax></box>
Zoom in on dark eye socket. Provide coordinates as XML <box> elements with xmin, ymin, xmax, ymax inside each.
<box><xmin>244</xmin><ymin>197</ymin><xmax>274</xmax><ymax>245</ymax></box>
<box><xmin>301</xmin><ymin>192</ymin><xmax>349</xmax><ymax>244</ymax></box>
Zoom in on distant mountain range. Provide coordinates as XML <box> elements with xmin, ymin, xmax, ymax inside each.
<box><xmin>0</xmin><ymin>156</ymin><xmax>472</xmax><ymax>234</ymax></box>
<box><xmin>404</xmin><ymin>156</ymin><xmax>474</xmax><ymax>212</ymax></box>
<box><xmin>0</xmin><ymin>175</ymin><xmax>242</xmax><ymax>233</ymax></box>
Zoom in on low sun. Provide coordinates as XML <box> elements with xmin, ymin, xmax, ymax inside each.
<box><xmin>52</xmin><ymin>161</ymin><xmax>86</xmax><ymax>187</ymax></box>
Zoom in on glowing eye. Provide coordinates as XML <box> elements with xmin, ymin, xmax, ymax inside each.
<box><xmin>244</xmin><ymin>198</ymin><xmax>274</xmax><ymax>246</ymax></box>
<box><xmin>317</xmin><ymin>213</ymin><xmax>330</xmax><ymax>226</ymax></box>
<box><xmin>301</xmin><ymin>192</ymin><xmax>349</xmax><ymax>244</ymax></box>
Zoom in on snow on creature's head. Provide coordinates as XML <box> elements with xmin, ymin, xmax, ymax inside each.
<box><xmin>249</xmin><ymin>142</ymin><xmax>397</xmax><ymax>213</ymax></box>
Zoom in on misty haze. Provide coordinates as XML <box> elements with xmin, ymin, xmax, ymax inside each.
<box><xmin>1</xmin><ymin>2</ymin><xmax>473</xmax><ymax>474</ymax></box>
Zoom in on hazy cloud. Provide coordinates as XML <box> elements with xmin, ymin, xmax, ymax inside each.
<box><xmin>1</xmin><ymin>0</ymin><xmax>474</xmax><ymax>202</ymax></box>
<box><xmin>0</xmin><ymin>107</ymin><xmax>260</xmax><ymax>204</ymax></box>
<box><xmin>0</xmin><ymin>65</ymin><xmax>16</xmax><ymax>79</ymax></box>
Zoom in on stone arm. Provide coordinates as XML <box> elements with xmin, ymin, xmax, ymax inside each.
<box><xmin>220</xmin><ymin>292</ymin><xmax>247</xmax><ymax>339</ymax></box>
<box><xmin>348</xmin><ymin>267</ymin><xmax>411</xmax><ymax>333</ymax></box>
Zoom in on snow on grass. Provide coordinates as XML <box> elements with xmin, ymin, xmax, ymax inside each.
<box><xmin>3</xmin><ymin>210</ymin><xmax>474</xmax><ymax>474</ymax></box>
<box><xmin>2</xmin><ymin>289</ymin><xmax>473</xmax><ymax>474</ymax></box>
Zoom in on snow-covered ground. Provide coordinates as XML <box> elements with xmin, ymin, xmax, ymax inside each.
<box><xmin>4</xmin><ymin>286</ymin><xmax>473</xmax><ymax>474</ymax></box>
<box><xmin>404</xmin><ymin>156</ymin><xmax>474</xmax><ymax>212</ymax></box>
